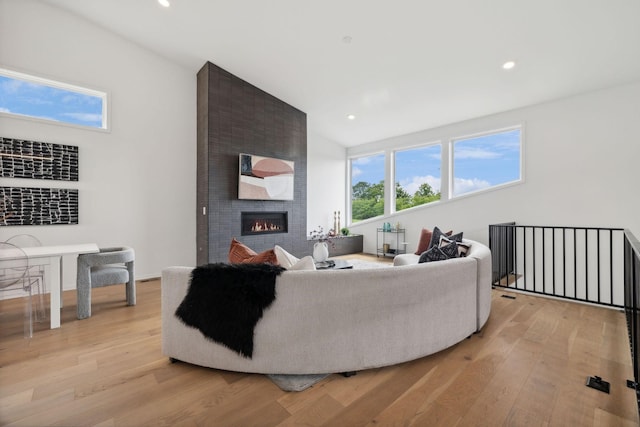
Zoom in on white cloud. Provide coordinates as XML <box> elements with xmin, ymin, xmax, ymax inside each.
<box><xmin>453</xmin><ymin>177</ymin><xmax>490</xmax><ymax>195</ymax></box>
<box><xmin>0</xmin><ymin>107</ymin><xmax>10</xmax><ymax>113</ymax></box>
<box><xmin>352</xmin><ymin>157</ymin><xmax>371</xmax><ymax>165</ymax></box>
<box><xmin>454</xmin><ymin>148</ymin><xmax>501</xmax><ymax>159</ymax></box>
<box><xmin>400</xmin><ymin>175</ymin><xmax>441</xmax><ymax>195</ymax></box>
<box><xmin>351</xmin><ymin>167</ymin><xmax>362</xmax><ymax>178</ymax></box>
<box><xmin>1</xmin><ymin>78</ymin><xmax>26</xmax><ymax>94</ymax></box>
<box><xmin>62</xmin><ymin>112</ymin><xmax>102</xmax><ymax>122</ymax></box>
<box><xmin>25</xmin><ymin>97</ymin><xmax>53</xmax><ymax>106</ymax></box>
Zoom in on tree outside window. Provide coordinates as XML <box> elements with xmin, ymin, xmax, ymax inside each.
<box><xmin>350</xmin><ymin>153</ymin><xmax>385</xmax><ymax>222</ymax></box>
<box><xmin>395</xmin><ymin>144</ymin><xmax>441</xmax><ymax>211</ymax></box>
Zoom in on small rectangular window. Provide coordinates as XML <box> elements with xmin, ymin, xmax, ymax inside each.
<box><xmin>451</xmin><ymin>127</ymin><xmax>522</xmax><ymax>197</ymax></box>
<box><xmin>0</xmin><ymin>68</ymin><xmax>107</xmax><ymax>130</ymax></box>
<box><xmin>351</xmin><ymin>153</ymin><xmax>385</xmax><ymax>223</ymax></box>
<box><xmin>394</xmin><ymin>144</ymin><xmax>441</xmax><ymax>211</ymax></box>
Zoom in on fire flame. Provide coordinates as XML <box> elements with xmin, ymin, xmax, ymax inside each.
<box><xmin>251</xmin><ymin>220</ymin><xmax>281</xmax><ymax>232</ymax></box>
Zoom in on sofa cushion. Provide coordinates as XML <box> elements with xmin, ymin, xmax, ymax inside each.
<box><xmin>288</xmin><ymin>256</ymin><xmax>317</xmax><ymax>271</ymax></box>
<box><xmin>274</xmin><ymin>246</ymin><xmax>316</xmax><ymax>270</ymax></box>
<box><xmin>414</xmin><ymin>228</ymin><xmax>434</xmax><ymax>255</ymax></box>
<box><xmin>274</xmin><ymin>245</ymin><xmax>299</xmax><ymax>268</ymax></box>
<box><xmin>229</xmin><ymin>238</ymin><xmax>278</xmax><ymax>264</ymax></box>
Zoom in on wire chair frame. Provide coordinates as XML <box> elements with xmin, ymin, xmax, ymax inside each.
<box><xmin>4</xmin><ymin>234</ymin><xmax>47</xmax><ymax>322</ymax></box>
<box><xmin>0</xmin><ymin>242</ymin><xmax>44</xmax><ymax>337</ymax></box>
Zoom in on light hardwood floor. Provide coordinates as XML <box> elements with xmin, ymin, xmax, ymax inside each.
<box><xmin>0</xmin><ymin>254</ymin><xmax>637</xmax><ymax>426</ymax></box>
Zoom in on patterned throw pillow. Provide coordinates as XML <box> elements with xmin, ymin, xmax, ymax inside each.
<box><xmin>440</xmin><ymin>236</ymin><xmax>472</xmax><ymax>257</ymax></box>
<box><xmin>438</xmin><ymin>241</ymin><xmax>459</xmax><ymax>259</ymax></box>
<box><xmin>427</xmin><ymin>226</ymin><xmax>458</xmax><ymax>250</ymax></box>
<box><xmin>228</xmin><ymin>238</ymin><xmax>278</xmax><ymax>264</ymax></box>
<box><xmin>418</xmin><ymin>246</ymin><xmax>449</xmax><ymax>263</ymax></box>
<box><xmin>456</xmin><ymin>242</ymin><xmax>472</xmax><ymax>257</ymax></box>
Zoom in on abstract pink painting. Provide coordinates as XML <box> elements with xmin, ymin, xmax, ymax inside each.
<box><xmin>238</xmin><ymin>153</ymin><xmax>294</xmax><ymax>200</ymax></box>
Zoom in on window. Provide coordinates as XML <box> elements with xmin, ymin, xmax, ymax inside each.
<box><xmin>350</xmin><ymin>153</ymin><xmax>385</xmax><ymax>223</ymax></box>
<box><xmin>394</xmin><ymin>144</ymin><xmax>441</xmax><ymax>212</ymax></box>
<box><xmin>451</xmin><ymin>127</ymin><xmax>521</xmax><ymax>197</ymax></box>
<box><xmin>0</xmin><ymin>68</ymin><xmax>107</xmax><ymax>130</ymax></box>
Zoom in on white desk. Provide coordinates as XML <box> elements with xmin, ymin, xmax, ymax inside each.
<box><xmin>21</xmin><ymin>243</ymin><xmax>99</xmax><ymax>328</ymax></box>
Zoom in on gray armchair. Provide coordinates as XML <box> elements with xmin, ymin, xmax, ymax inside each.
<box><xmin>76</xmin><ymin>246</ymin><xmax>135</xmax><ymax>319</ymax></box>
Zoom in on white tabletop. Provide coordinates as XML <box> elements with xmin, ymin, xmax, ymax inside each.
<box><xmin>21</xmin><ymin>243</ymin><xmax>99</xmax><ymax>257</ymax></box>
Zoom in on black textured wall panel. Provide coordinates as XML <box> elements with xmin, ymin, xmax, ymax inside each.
<box><xmin>197</xmin><ymin>62</ymin><xmax>308</xmax><ymax>263</ymax></box>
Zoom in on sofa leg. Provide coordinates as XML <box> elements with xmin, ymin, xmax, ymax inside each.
<box><xmin>169</xmin><ymin>357</ymin><xmax>181</xmax><ymax>364</ymax></box>
<box><xmin>341</xmin><ymin>371</ymin><xmax>357</xmax><ymax>377</ymax></box>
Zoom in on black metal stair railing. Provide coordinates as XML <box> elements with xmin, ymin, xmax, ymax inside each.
<box><xmin>490</xmin><ymin>223</ymin><xmax>640</xmax><ymax>410</ymax></box>
<box><xmin>624</xmin><ymin>230</ymin><xmax>640</xmax><ymax>407</ymax></box>
<box><xmin>489</xmin><ymin>223</ymin><xmax>625</xmax><ymax>307</ymax></box>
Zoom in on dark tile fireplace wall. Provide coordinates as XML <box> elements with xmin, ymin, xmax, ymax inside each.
<box><xmin>197</xmin><ymin>61</ymin><xmax>308</xmax><ymax>264</ymax></box>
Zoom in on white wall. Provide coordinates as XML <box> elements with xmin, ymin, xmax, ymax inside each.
<box><xmin>347</xmin><ymin>82</ymin><xmax>640</xmax><ymax>254</ymax></box>
<box><xmin>0</xmin><ymin>0</ymin><xmax>197</xmax><ymax>290</ymax></box>
<box><xmin>306</xmin><ymin>130</ymin><xmax>346</xmax><ymax>234</ymax></box>
<box><xmin>3</xmin><ymin>1</ymin><xmax>638</xmax><ymax>290</ymax></box>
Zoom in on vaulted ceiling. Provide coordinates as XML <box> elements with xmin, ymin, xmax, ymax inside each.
<box><xmin>44</xmin><ymin>0</ymin><xmax>640</xmax><ymax>146</ymax></box>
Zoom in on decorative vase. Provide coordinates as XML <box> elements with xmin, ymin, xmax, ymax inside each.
<box><xmin>313</xmin><ymin>241</ymin><xmax>329</xmax><ymax>262</ymax></box>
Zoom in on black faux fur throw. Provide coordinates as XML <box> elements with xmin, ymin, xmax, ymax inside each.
<box><xmin>175</xmin><ymin>263</ymin><xmax>285</xmax><ymax>358</ymax></box>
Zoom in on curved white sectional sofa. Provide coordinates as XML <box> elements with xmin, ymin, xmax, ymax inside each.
<box><xmin>161</xmin><ymin>239</ymin><xmax>492</xmax><ymax>375</ymax></box>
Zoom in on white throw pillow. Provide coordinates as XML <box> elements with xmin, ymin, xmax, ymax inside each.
<box><xmin>288</xmin><ymin>256</ymin><xmax>317</xmax><ymax>271</ymax></box>
<box><xmin>274</xmin><ymin>245</ymin><xmax>300</xmax><ymax>269</ymax></box>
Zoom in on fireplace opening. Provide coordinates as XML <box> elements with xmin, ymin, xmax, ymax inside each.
<box><xmin>241</xmin><ymin>211</ymin><xmax>288</xmax><ymax>236</ymax></box>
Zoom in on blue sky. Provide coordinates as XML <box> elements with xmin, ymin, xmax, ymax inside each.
<box><xmin>452</xmin><ymin>129</ymin><xmax>521</xmax><ymax>195</ymax></box>
<box><xmin>351</xmin><ymin>152</ymin><xmax>385</xmax><ymax>186</ymax></box>
<box><xmin>352</xmin><ymin>128</ymin><xmax>521</xmax><ymax>196</ymax></box>
<box><xmin>0</xmin><ymin>75</ymin><xmax>103</xmax><ymax>128</ymax></box>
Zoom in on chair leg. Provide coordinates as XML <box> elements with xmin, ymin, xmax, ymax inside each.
<box><xmin>35</xmin><ymin>276</ymin><xmax>47</xmax><ymax>322</ymax></box>
<box><xmin>126</xmin><ymin>280</ymin><xmax>136</xmax><ymax>306</ymax></box>
<box><xmin>77</xmin><ymin>283</ymin><xmax>92</xmax><ymax>320</ymax></box>
<box><xmin>24</xmin><ymin>289</ymin><xmax>33</xmax><ymax>339</ymax></box>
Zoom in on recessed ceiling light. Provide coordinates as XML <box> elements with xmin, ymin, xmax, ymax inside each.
<box><xmin>158</xmin><ymin>0</ymin><xmax>170</xmax><ymax>7</ymax></box>
<box><xmin>347</xmin><ymin>114</ymin><xmax>356</xmax><ymax>120</ymax></box>
<box><xmin>502</xmin><ymin>61</ymin><xmax>516</xmax><ymax>70</ymax></box>
<box><xmin>342</xmin><ymin>36</ymin><xmax>352</xmax><ymax>44</ymax></box>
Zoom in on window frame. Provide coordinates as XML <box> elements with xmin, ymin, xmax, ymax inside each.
<box><xmin>346</xmin><ymin>124</ymin><xmax>524</xmax><ymax>226</ymax></box>
<box><xmin>0</xmin><ymin>67</ymin><xmax>109</xmax><ymax>131</ymax></box>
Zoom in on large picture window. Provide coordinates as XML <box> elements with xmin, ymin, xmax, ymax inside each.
<box><xmin>346</xmin><ymin>125</ymin><xmax>523</xmax><ymax>226</ymax></box>
<box><xmin>0</xmin><ymin>68</ymin><xmax>107</xmax><ymax>130</ymax></box>
<box><xmin>451</xmin><ymin>127</ymin><xmax>521</xmax><ymax>197</ymax></box>
<box><xmin>350</xmin><ymin>153</ymin><xmax>385</xmax><ymax>223</ymax></box>
<box><xmin>394</xmin><ymin>144</ymin><xmax>441</xmax><ymax>212</ymax></box>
